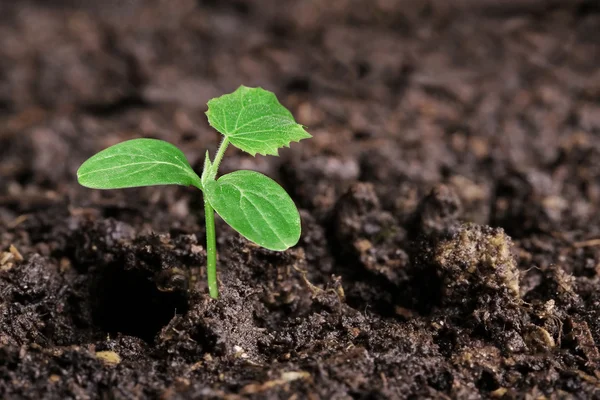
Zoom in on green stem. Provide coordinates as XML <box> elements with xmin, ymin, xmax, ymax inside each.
<box><xmin>204</xmin><ymin>195</ymin><xmax>218</xmax><ymax>299</ymax></box>
<box><xmin>202</xmin><ymin>137</ymin><xmax>230</xmax><ymax>299</ymax></box>
<box><xmin>209</xmin><ymin>137</ymin><xmax>230</xmax><ymax>181</ymax></box>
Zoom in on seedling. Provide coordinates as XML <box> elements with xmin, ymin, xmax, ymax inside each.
<box><xmin>77</xmin><ymin>86</ymin><xmax>311</xmax><ymax>298</ymax></box>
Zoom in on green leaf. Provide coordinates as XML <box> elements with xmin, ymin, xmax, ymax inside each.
<box><xmin>204</xmin><ymin>170</ymin><xmax>301</xmax><ymax>251</ymax></box>
<box><xmin>77</xmin><ymin>138</ymin><xmax>202</xmax><ymax>190</ymax></box>
<box><xmin>205</xmin><ymin>86</ymin><xmax>311</xmax><ymax>156</ymax></box>
<box><xmin>200</xmin><ymin>150</ymin><xmax>213</xmax><ymax>185</ymax></box>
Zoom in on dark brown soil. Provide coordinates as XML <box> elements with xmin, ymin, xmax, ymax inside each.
<box><xmin>1</xmin><ymin>0</ymin><xmax>600</xmax><ymax>398</ymax></box>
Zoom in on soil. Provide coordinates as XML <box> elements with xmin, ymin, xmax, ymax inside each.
<box><xmin>1</xmin><ymin>0</ymin><xmax>600</xmax><ymax>398</ymax></box>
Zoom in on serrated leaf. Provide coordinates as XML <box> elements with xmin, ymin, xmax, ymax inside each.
<box><xmin>204</xmin><ymin>170</ymin><xmax>301</xmax><ymax>251</ymax></box>
<box><xmin>205</xmin><ymin>86</ymin><xmax>311</xmax><ymax>156</ymax></box>
<box><xmin>77</xmin><ymin>138</ymin><xmax>202</xmax><ymax>190</ymax></box>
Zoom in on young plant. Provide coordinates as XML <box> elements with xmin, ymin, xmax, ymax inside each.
<box><xmin>77</xmin><ymin>86</ymin><xmax>311</xmax><ymax>299</ymax></box>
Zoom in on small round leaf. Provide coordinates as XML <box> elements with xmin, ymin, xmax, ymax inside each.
<box><xmin>204</xmin><ymin>170</ymin><xmax>301</xmax><ymax>251</ymax></box>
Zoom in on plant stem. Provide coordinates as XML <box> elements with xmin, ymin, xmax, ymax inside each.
<box><xmin>204</xmin><ymin>196</ymin><xmax>218</xmax><ymax>299</ymax></box>
<box><xmin>209</xmin><ymin>137</ymin><xmax>230</xmax><ymax>181</ymax></box>
<box><xmin>202</xmin><ymin>137</ymin><xmax>230</xmax><ymax>299</ymax></box>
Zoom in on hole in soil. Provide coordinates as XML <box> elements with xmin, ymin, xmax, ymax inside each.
<box><xmin>91</xmin><ymin>262</ymin><xmax>189</xmax><ymax>343</ymax></box>
<box><xmin>15</xmin><ymin>169</ymin><xmax>35</xmax><ymax>188</ymax></box>
<box><xmin>476</xmin><ymin>370</ymin><xmax>500</xmax><ymax>393</ymax></box>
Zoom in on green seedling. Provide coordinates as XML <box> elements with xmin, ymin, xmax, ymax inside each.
<box><xmin>77</xmin><ymin>86</ymin><xmax>311</xmax><ymax>298</ymax></box>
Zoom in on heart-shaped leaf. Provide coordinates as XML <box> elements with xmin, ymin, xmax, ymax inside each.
<box><xmin>77</xmin><ymin>139</ymin><xmax>202</xmax><ymax>189</ymax></box>
<box><xmin>204</xmin><ymin>170</ymin><xmax>301</xmax><ymax>251</ymax></box>
<box><xmin>206</xmin><ymin>86</ymin><xmax>311</xmax><ymax>156</ymax></box>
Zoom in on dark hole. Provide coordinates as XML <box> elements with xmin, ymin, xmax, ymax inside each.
<box><xmin>15</xmin><ymin>169</ymin><xmax>35</xmax><ymax>187</ymax></box>
<box><xmin>476</xmin><ymin>370</ymin><xmax>500</xmax><ymax>392</ymax></box>
<box><xmin>90</xmin><ymin>262</ymin><xmax>189</xmax><ymax>343</ymax></box>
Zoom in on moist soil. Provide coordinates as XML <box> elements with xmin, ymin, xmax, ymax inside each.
<box><xmin>1</xmin><ymin>1</ymin><xmax>600</xmax><ymax>398</ymax></box>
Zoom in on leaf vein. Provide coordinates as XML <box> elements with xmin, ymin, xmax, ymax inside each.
<box><xmin>78</xmin><ymin>161</ymin><xmax>194</xmax><ymax>180</ymax></box>
<box><xmin>231</xmin><ymin>115</ymin><xmax>274</xmax><ymax>134</ymax></box>
<box><xmin>240</xmin><ymin>192</ymin><xmax>287</xmax><ymax>247</ymax></box>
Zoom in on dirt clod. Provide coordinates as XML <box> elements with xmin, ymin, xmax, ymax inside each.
<box><xmin>434</xmin><ymin>223</ymin><xmax>520</xmax><ymax>302</ymax></box>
